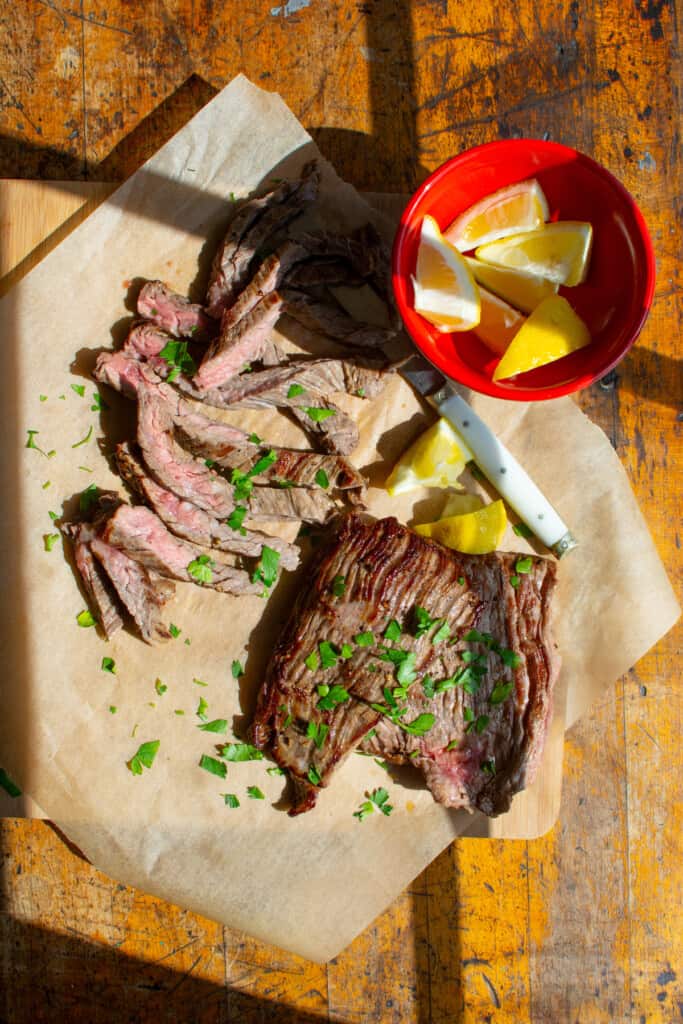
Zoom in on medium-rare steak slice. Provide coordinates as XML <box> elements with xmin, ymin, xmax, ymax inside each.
<box><xmin>137</xmin><ymin>281</ymin><xmax>215</xmax><ymax>341</ymax></box>
<box><xmin>115</xmin><ymin>442</ymin><xmax>301</xmax><ymax>570</ymax></box>
<box><xmin>62</xmin><ymin>521</ymin><xmax>125</xmax><ymax>639</ymax></box>
<box><xmin>194</xmin><ymin>291</ymin><xmax>284</xmax><ymax>392</ymax></box>
<box><xmin>251</xmin><ymin>514</ymin><xmax>559</xmax><ymax>817</ymax></box>
<box><xmin>206</xmin><ymin>161</ymin><xmax>320</xmax><ymax>318</ymax></box>
<box><xmin>219</xmin><ymin>240</ymin><xmax>309</xmax><ymax>330</ymax></box>
<box><xmin>89</xmin><ymin>535</ymin><xmax>175</xmax><ymax>644</ymax></box>
<box><xmin>101</xmin><ymin>504</ymin><xmax>263</xmax><ymax>596</ymax></box>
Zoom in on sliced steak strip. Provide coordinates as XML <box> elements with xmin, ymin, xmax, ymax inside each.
<box><xmin>281</xmin><ymin>288</ymin><xmax>395</xmax><ymax>350</ymax></box>
<box><xmin>115</xmin><ymin>442</ymin><xmax>300</xmax><ymax>570</ymax></box>
<box><xmin>137</xmin><ymin>281</ymin><xmax>215</xmax><ymax>340</ymax></box>
<box><xmin>251</xmin><ymin>514</ymin><xmax>559</xmax><ymax>817</ymax></box>
<box><xmin>219</xmin><ymin>240</ymin><xmax>309</xmax><ymax>331</ymax></box>
<box><xmin>248</xmin><ymin>486</ymin><xmax>338</xmax><ymax>524</ymax></box>
<box><xmin>62</xmin><ymin>521</ymin><xmax>125</xmax><ymax>639</ymax></box>
<box><xmin>206</xmin><ymin>162</ymin><xmax>320</xmax><ymax>318</ymax></box>
<box><xmin>286</xmin><ymin>259</ymin><xmax>364</xmax><ymax>290</ymax></box>
<box><xmin>89</xmin><ymin>534</ymin><xmax>175</xmax><ymax>644</ymax></box>
<box><xmin>194</xmin><ymin>291</ymin><xmax>284</xmax><ymax>392</ymax></box>
<box><xmin>204</xmin><ymin>357</ymin><xmax>389</xmax><ymax>405</ymax></box>
<box><xmin>101</xmin><ymin>504</ymin><xmax>263</xmax><ymax>596</ymax></box>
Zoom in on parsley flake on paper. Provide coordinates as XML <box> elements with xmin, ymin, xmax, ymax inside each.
<box><xmin>154</xmin><ymin>679</ymin><xmax>167</xmax><ymax>696</ymax></box>
<box><xmin>76</xmin><ymin>609</ymin><xmax>96</xmax><ymax>628</ymax></box>
<box><xmin>72</xmin><ymin>425</ymin><xmax>93</xmax><ymax>449</ymax></box>
<box><xmin>199</xmin><ymin>754</ymin><xmax>227</xmax><ymax>779</ymax></box>
<box><xmin>223</xmin><ymin>793</ymin><xmax>240</xmax><ymax>808</ymax></box>
<box><xmin>197</xmin><ymin>719</ymin><xmax>228</xmax><ymax>734</ymax></box>
<box><xmin>353</xmin><ymin>787</ymin><xmax>393</xmax><ymax>821</ymax></box>
<box><xmin>43</xmin><ymin>533</ymin><xmax>60</xmax><ymax>552</ymax></box>
<box><xmin>70</xmin><ymin>383</ymin><xmax>86</xmax><ymax>397</ymax></box>
<box><xmin>220</xmin><ymin>743</ymin><xmax>263</xmax><ymax>763</ymax></box>
<box><xmin>231</xmin><ymin>660</ymin><xmax>244</xmax><ymax>679</ymax></box>
<box><xmin>169</xmin><ymin>623</ymin><xmax>181</xmax><ymax>638</ymax></box>
<box><xmin>127</xmin><ymin>740</ymin><xmax>160</xmax><ymax>776</ymax></box>
<box><xmin>196</xmin><ymin>696</ymin><xmax>209</xmax><ymax>721</ymax></box>
<box><xmin>101</xmin><ymin>657</ymin><xmax>116</xmax><ymax>674</ymax></box>
<box><xmin>247</xmin><ymin>786</ymin><xmax>265</xmax><ymax>800</ymax></box>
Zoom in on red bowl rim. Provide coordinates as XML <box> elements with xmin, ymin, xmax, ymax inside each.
<box><xmin>391</xmin><ymin>139</ymin><xmax>656</xmax><ymax>401</ymax></box>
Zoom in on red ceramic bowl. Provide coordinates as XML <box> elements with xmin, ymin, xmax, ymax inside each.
<box><xmin>392</xmin><ymin>139</ymin><xmax>655</xmax><ymax>401</ymax></box>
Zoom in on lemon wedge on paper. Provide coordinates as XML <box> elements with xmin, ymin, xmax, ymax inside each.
<box><xmin>385</xmin><ymin>417</ymin><xmax>470</xmax><ymax>496</ymax></box>
<box><xmin>411</xmin><ymin>215</ymin><xmax>481</xmax><ymax>331</ymax></box>
<box><xmin>414</xmin><ymin>500</ymin><xmax>508</xmax><ymax>554</ymax></box>
<box><xmin>440</xmin><ymin>492</ymin><xmax>484</xmax><ymax>517</ymax></box>
<box><xmin>493</xmin><ymin>295</ymin><xmax>591</xmax><ymax>381</ymax></box>
<box><xmin>476</xmin><ymin>221</ymin><xmax>593</xmax><ymax>287</ymax></box>
<box><xmin>444</xmin><ymin>179</ymin><xmax>549</xmax><ymax>252</ymax></box>
<box><xmin>472</xmin><ymin>286</ymin><xmax>526</xmax><ymax>355</ymax></box>
<box><xmin>465</xmin><ymin>257</ymin><xmax>558</xmax><ymax>314</ymax></box>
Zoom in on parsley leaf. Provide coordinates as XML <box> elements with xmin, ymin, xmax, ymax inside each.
<box><xmin>401</xmin><ymin>713</ymin><xmax>435</xmax><ymax>736</ymax></box>
<box><xmin>220</xmin><ymin>743</ymin><xmax>263</xmax><ymax>762</ymax></box>
<box><xmin>513</xmin><ymin>522</ymin><xmax>533</xmax><ymax>539</ymax></box>
<box><xmin>198</xmin><ymin>719</ymin><xmax>228</xmax><ymax>733</ymax></box>
<box><xmin>414</xmin><ymin>607</ymin><xmax>435</xmax><ymax>637</ymax></box>
<box><xmin>248</xmin><ymin>433</ymin><xmax>262</xmax><ymax>444</ymax></box>
<box><xmin>76</xmin><ymin>609</ymin><xmax>96</xmax><ymax>628</ymax></box>
<box><xmin>446</xmin><ymin>739</ymin><xmax>459</xmax><ymax>751</ymax></box>
<box><xmin>395</xmin><ymin>652</ymin><xmax>417</xmax><ymax>687</ymax></box>
<box><xmin>383</xmin><ymin>620</ymin><xmax>402</xmax><ymax>642</ymax></box>
<box><xmin>187</xmin><ymin>553</ymin><xmax>214</xmax><ymax>584</ymax></box>
<box><xmin>317</xmin><ymin>684</ymin><xmax>350</xmax><ymax>710</ymax></box>
<box><xmin>223</xmin><ymin>793</ymin><xmax>240</xmax><ymax>808</ymax></box>
<box><xmin>199</xmin><ymin>754</ymin><xmax>227</xmax><ymax>778</ymax></box>
<box><xmin>227</xmin><ymin>506</ymin><xmax>248</xmax><ymax>533</ymax></box>
<box><xmin>231</xmin><ymin>660</ymin><xmax>244</xmax><ymax>679</ymax></box>
<box><xmin>43</xmin><ymin>533</ymin><xmax>60</xmax><ymax>552</ymax></box>
<box><xmin>422</xmin><ymin>675</ymin><xmax>435</xmax><ymax>699</ymax></box>
<box><xmin>490</xmin><ymin>681</ymin><xmax>513</xmax><ymax>705</ymax></box>
<box><xmin>306</xmin><ymin>721</ymin><xmax>329</xmax><ymax>750</ymax></box>
<box><xmin>109</xmin><ymin>706</ymin><xmax>117</xmax><ymax>714</ymax></box>
<box><xmin>331</xmin><ymin>574</ymin><xmax>346</xmax><ymax>597</ymax></box>
<box><xmin>79</xmin><ymin>483</ymin><xmax>99</xmax><ymax>514</ymax></box>
<box><xmin>25</xmin><ymin>430</ymin><xmax>46</xmax><ymax>455</ymax></box>
<box><xmin>354</xmin><ymin>631</ymin><xmax>374</xmax><ymax>647</ymax></box>
<box><xmin>287</xmin><ymin>383</ymin><xmax>306</xmax><ymax>398</ymax></box>
<box><xmin>515</xmin><ymin>557</ymin><xmax>533</xmax><ymax>574</ymax></box>
<box><xmin>169</xmin><ymin>623</ymin><xmax>181</xmax><ymax>638</ymax></box>
<box><xmin>353</xmin><ymin>799</ymin><xmax>374</xmax><ymax>821</ymax></box>
<box><xmin>267</xmin><ymin>766</ymin><xmax>285</xmax><ymax>776</ymax></box>
<box><xmin>305</xmin><ymin>407</ymin><xmax>336</xmax><ymax>422</ymax></box>
<box><xmin>159</xmin><ymin>339</ymin><xmax>197</xmax><ymax>379</ymax></box>
<box><xmin>101</xmin><ymin>656</ymin><xmax>116</xmax><ymax>674</ymax></box>
<box><xmin>127</xmin><ymin>740</ymin><xmax>160</xmax><ymax>775</ymax></box>
<box><xmin>249</xmin><ymin>450</ymin><xmax>278</xmax><ymax>478</ymax></box>
<box><xmin>70</xmin><ymin>383</ymin><xmax>85</xmax><ymax>397</ymax></box>
<box><xmin>305</xmin><ymin>650</ymin><xmax>320</xmax><ymax>671</ymax></box>
<box><xmin>509</xmin><ymin>575</ymin><xmax>521</xmax><ymax>588</ymax></box>
<box><xmin>481</xmin><ymin>758</ymin><xmax>496</xmax><ymax>775</ymax></box>
<box><xmin>72</xmin><ymin>425</ymin><xmax>93</xmax><ymax>449</ymax></box>
<box><xmin>499</xmin><ymin>648</ymin><xmax>522</xmax><ymax>669</ymax></box>
<box><xmin>432</xmin><ymin>621</ymin><xmax>450</xmax><ymax>644</ymax></box>
<box><xmin>307</xmin><ymin>765</ymin><xmax>321</xmax><ymax>785</ymax></box>
<box><xmin>252</xmin><ymin>545</ymin><xmax>280</xmax><ymax>592</ymax></box>
<box><xmin>354</xmin><ymin>787</ymin><xmax>393</xmax><ymax>821</ymax></box>
<box><xmin>315</xmin><ymin>469</ymin><xmax>329</xmax><ymax>489</ymax></box>
<box><xmin>340</xmin><ymin>642</ymin><xmax>353</xmax><ymax>660</ymax></box>
<box><xmin>319</xmin><ymin>641</ymin><xmax>339</xmax><ymax>669</ymax></box>
<box><xmin>247</xmin><ymin>785</ymin><xmax>265</xmax><ymax>800</ymax></box>
<box><xmin>91</xmin><ymin>391</ymin><xmax>107</xmax><ymax>412</ymax></box>
<box><xmin>0</xmin><ymin>768</ymin><xmax>22</xmax><ymax>798</ymax></box>
<box><xmin>154</xmin><ymin>679</ymin><xmax>167</xmax><ymax>696</ymax></box>
<box><xmin>196</xmin><ymin>696</ymin><xmax>209</xmax><ymax>721</ymax></box>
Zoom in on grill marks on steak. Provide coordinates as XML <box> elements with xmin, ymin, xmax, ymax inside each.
<box><xmin>251</xmin><ymin>515</ymin><xmax>559</xmax><ymax>817</ymax></box>
<box><xmin>194</xmin><ymin>291</ymin><xmax>284</xmax><ymax>392</ymax></box>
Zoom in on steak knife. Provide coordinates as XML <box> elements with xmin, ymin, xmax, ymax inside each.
<box><xmin>399</xmin><ymin>354</ymin><xmax>577</xmax><ymax>558</ymax></box>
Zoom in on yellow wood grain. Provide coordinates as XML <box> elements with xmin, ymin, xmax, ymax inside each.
<box><xmin>0</xmin><ymin>0</ymin><xmax>681</xmax><ymax>1020</ymax></box>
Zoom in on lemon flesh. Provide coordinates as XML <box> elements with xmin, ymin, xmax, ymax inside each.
<box><xmin>465</xmin><ymin>257</ymin><xmax>558</xmax><ymax>314</ymax></box>
<box><xmin>472</xmin><ymin>286</ymin><xmax>526</xmax><ymax>355</ymax></box>
<box><xmin>385</xmin><ymin>417</ymin><xmax>471</xmax><ymax>496</ymax></box>
<box><xmin>492</xmin><ymin>295</ymin><xmax>591</xmax><ymax>381</ymax></box>
<box><xmin>414</xmin><ymin>500</ymin><xmax>508</xmax><ymax>554</ymax></box>
<box><xmin>475</xmin><ymin>221</ymin><xmax>593</xmax><ymax>287</ymax></box>
<box><xmin>411</xmin><ymin>215</ymin><xmax>481</xmax><ymax>331</ymax></box>
<box><xmin>440</xmin><ymin>492</ymin><xmax>484</xmax><ymax>517</ymax></box>
<box><xmin>444</xmin><ymin>179</ymin><xmax>549</xmax><ymax>252</ymax></box>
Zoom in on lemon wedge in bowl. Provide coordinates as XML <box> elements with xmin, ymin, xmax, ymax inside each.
<box><xmin>465</xmin><ymin>257</ymin><xmax>558</xmax><ymax>314</ymax></box>
<box><xmin>444</xmin><ymin>179</ymin><xmax>549</xmax><ymax>251</ymax></box>
<box><xmin>475</xmin><ymin>221</ymin><xmax>593</xmax><ymax>287</ymax></box>
<box><xmin>385</xmin><ymin>417</ymin><xmax>471</xmax><ymax>496</ymax></box>
<box><xmin>411</xmin><ymin>215</ymin><xmax>481</xmax><ymax>331</ymax></box>
<box><xmin>414</xmin><ymin>500</ymin><xmax>508</xmax><ymax>554</ymax></box>
<box><xmin>493</xmin><ymin>295</ymin><xmax>591</xmax><ymax>381</ymax></box>
<box><xmin>472</xmin><ymin>286</ymin><xmax>526</xmax><ymax>355</ymax></box>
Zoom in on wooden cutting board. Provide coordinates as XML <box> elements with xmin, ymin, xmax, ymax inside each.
<box><xmin>0</xmin><ymin>179</ymin><xmax>564</xmax><ymax>836</ymax></box>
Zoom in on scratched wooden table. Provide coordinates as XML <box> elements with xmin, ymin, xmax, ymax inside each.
<box><xmin>0</xmin><ymin>3</ymin><xmax>681</xmax><ymax>1021</ymax></box>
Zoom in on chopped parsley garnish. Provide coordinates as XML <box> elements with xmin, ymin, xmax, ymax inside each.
<box><xmin>199</xmin><ymin>754</ymin><xmax>227</xmax><ymax>778</ymax></box>
<box><xmin>432</xmin><ymin>621</ymin><xmax>450</xmax><ymax>644</ymax></box>
<box><xmin>227</xmin><ymin>506</ymin><xmax>248</xmax><ymax>533</ymax></box>
<box><xmin>91</xmin><ymin>391</ymin><xmax>107</xmax><ymax>412</ymax></box>
<box><xmin>42</xmin><ymin>481</ymin><xmax>51</xmax><ymax>489</ymax></box>
<box><xmin>78</xmin><ymin>465</ymin><xmax>91</xmax><ymax>472</ymax></box>
<box><xmin>154</xmin><ymin>679</ymin><xmax>167</xmax><ymax>696</ymax></box>
<box><xmin>499</xmin><ymin>648</ymin><xmax>522</xmax><ymax>668</ymax></box>
<box><xmin>252</xmin><ymin>545</ymin><xmax>280</xmax><ymax>593</ymax></box>
<box><xmin>383</xmin><ymin>619</ymin><xmax>402</xmax><ymax>642</ymax></box>
<box><xmin>72</xmin><ymin>425</ymin><xmax>93</xmax><ymax>448</ymax></box>
<box><xmin>0</xmin><ymin>768</ymin><xmax>21</xmax><ymax>798</ymax></box>
<box><xmin>78</xmin><ymin>483</ymin><xmax>99</xmax><ymax>513</ymax></box>
<box><xmin>319</xmin><ymin>641</ymin><xmax>339</xmax><ymax>669</ymax></box>
<box><xmin>395</xmin><ymin>652</ymin><xmax>417</xmax><ymax>687</ymax></box>
<box><xmin>513</xmin><ymin>522</ymin><xmax>533</xmax><ymax>539</ymax></box>
<box><xmin>374</xmin><ymin>758</ymin><xmax>390</xmax><ymax>772</ymax></box>
<box><xmin>354</xmin><ymin>787</ymin><xmax>393</xmax><ymax>821</ymax></box>
<box><xmin>331</xmin><ymin>574</ymin><xmax>346</xmax><ymax>597</ymax></box>
<box><xmin>187</xmin><ymin>553</ymin><xmax>214</xmax><ymax>584</ymax></box>
<box><xmin>193</xmin><ymin>678</ymin><xmax>207</xmax><ymax>686</ymax></box>
<box><xmin>231</xmin><ymin>660</ymin><xmax>244</xmax><ymax>679</ymax></box>
<box><xmin>307</xmin><ymin>765</ymin><xmax>321</xmax><ymax>785</ymax></box>
<box><xmin>70</xmin><ymin>383</ymin><xmax>85</xmax><ymax>397</ymax></box>
<box><xmin>220</xmin><ymin>743</ymin><xmax>264</xmax><ymax>762</ymax></box>
<box><xmin>422</xmin><ymin>675</ymin><xmax>435</xmax><ymax>699</ymax></box>
<box><xmin>109</xmin><ymin>706</ymin><xmax>117</xmax><ymax>714</ymax></box>
<box><xmin>101</xmin><ymin>657</ymin><xmax>116</xmax><ymax>674</ymax></box>
<box><xmin>287</xmin><ymin>383</ymin><xmax>306</xmax><ymax>398</ymax></box>
<box><xmin>306</xmin><ymin>721</ymin><xmax>329</xmax><ymax>750</ymax></box>
<box><xmin>76</xmin><ymin>609</ymin><xmax>96</xmax><ymax>628</ymax></box>
<box><xmin>401</xmin><ymin>712</ymin><xmax>435</xmax><ymax>736</ymax></box>
<box><xmin>481</xmin><ymin>759</ymin><xmax>496</xmax><ymax>775</ymax></box>
<box><xmin>39</xmin><ymin>395</ymin><xmax>47</xmax><ymax>402</ymax></box>
<box><xmin>458</xmin><ymin>576</ymin><xmax>465</xmax><ymax>586</ymax></box>
<box><xmin>509</xmin><ymin>575</ymin><xmax>521</xmax><ymax>588</ymax></box>
<box><xmin>446</xmin><ymin>739</ymin><xmax>459</xmax><ymax>751</ymax></box>
<box><xmin>414</xmin><ymin>607</ymin><xmax>436</xmax><ymax>637</ymax></box>
<box><xmin>354</xmin><ymin>631</ymin><xmax>374</xmax><ymax>647</ymax></box>
<box><xmin>204</xmin><ymin>458</ymin><xmax>215</xmax><ymax>468</ymax></box>
<box><xmin>490</xmin><ymin>681</ymin><xmax>513</xmax><ymax>704</ymax></box>
<box><xmin>514</xmin><ymin>557</ymin><xmax>533</xmax><ymax>574</ymax></box>
<box><xmin>247</xmin><ymin>786</ymin><xmax>265</xmax><ymax>800</ymax></box>
<box><xmin>267</xmin><ymin>766</ymin><xmax>285</xmax><ymax>778</ymax></box>
<box><xmin>248</xmin><ymin>433</ymin><xmax>261</xmax><ymax>444</ymax></box>
<box><xmin>356</xmin><ymin>387</ymin><xmax>365</xmax><ymax>397</ymax></box>
<box><xmin>315</xmin><ymin>468</ymin><xmax>329</xmax><ymax>489</ymax></box>
<box><xmin>317</xmin><ymin>684</ymin><xmax>350</xmax><ymax>710</ymax></box>
<box><xmin>169</xmin><ymin>623</ymin><xmax>181</xmax><ymax>638</ymax></box>
<box><xmin>196</xmin><ymin>696</ymin><xmax>209</xmax><ymax>721</ymax></box>
<box><xmin>223</xmin><ymin>793</ymin><xmax>240</xmax><ymax>807</ymax></box>
<box><xmin>250</xmin><ymin>450</ymin><xmax>278</xmax><ymax>478</ymax></box>
<box><xmin>198</xmin><ymin>719</ymin><xmax>228</xmax><ymax>733</ymax></box>
<box><xmin>305</xmin><ymin>650</ymin><xmax>320</xmax><ymax>671</ymax></box>
<box><xmin>43</xmin><ymin>533</ymin><xmax>60</xmax><ymax>552</ymax></box>
<box><xmin>25</xmin><ymin>430</ymin><xmax>47</xmax><ymax>454</ymax></box>
<box><xmin>127</xmin><ymin>739</ymin><xmax>160</xmax><ymax>775</ymax></box>
<box><xmin>464</xmin><ymin>712</ymin><xmax>489</xmax><ymax>735</ymax></box>
<box><xmin>340</xmin><ymin>642</ymin><xmax>353</xmax><ymax>660</ymax></box>
<box><xmin>174</xmin><ymin>709</ymin><xmax>185</xmax><ymax>716</ymax></box>
<box><xmin>305</xmin><ymin>407</ymin><xmax>336</xmax><ymax>422</ymax></box>
<box><xmin>159</xmin><ymin>339</ymin><xmax>197</xmax><ymax>381</ymax></box>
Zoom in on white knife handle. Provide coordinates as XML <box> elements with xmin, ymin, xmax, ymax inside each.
<box><xmin>436</xmin><ymin>390</ymin><xmax>577</xmax><ymax>558</ymax></box>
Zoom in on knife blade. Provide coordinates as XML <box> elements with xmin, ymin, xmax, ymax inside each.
<box><xmin>398</xmin><ymin>354</ymin><xmax>577</xmax><ymax>558</ymax></box>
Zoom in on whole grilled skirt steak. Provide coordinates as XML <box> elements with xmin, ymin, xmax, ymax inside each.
<box><xmin>251</xmin><ymin>514</ymin><xmax>560</xmax><ymax>817</ymax></box>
